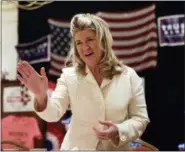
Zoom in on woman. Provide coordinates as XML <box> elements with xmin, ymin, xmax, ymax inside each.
<box><xmin>17</xmin><ymin>13</ymin><xmax>150</xmax><ymax>150</ymax></box>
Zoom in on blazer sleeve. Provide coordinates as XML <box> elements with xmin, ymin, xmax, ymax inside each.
<box><xmin>111</xmin><ymin>68</ymin><xmax>150</xmax><ymax>147</ymax></box>
<box><xmin>34</xmin><ymin>73</ymin><xmax>70</xmax><ymax>122</ymax></box>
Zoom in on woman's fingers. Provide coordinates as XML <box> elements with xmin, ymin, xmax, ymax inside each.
<box><xmin>97</xmin><ymin>135</ymin><xmax>109</xmax><ymax>140</ymax></box>
<box><xmin>21</xmin><ymin>62</ymin><xmax>32</xmax><ymax>75</ymax></box>
<box><xmin>95</xmin><ymin>132</ymin><xmax>109</xmax><ymax>140</ymax></box>
<box><xmin>93</xmin><ymin>127</ymin><xmax>109</xmax><ymax>136</ymax></box>
<box><xmin>17</xmin><ymin>74</ymin><xmax>26</xmax><ymax>84</ymax></box>
<box><xmin>17</xmin><ymin>65</ymin><xmax>29</xmax><ymax>80</ymax></box>
<box><xmin>17</xmin><ymin>61</ymin><xmax>36</xmax><ymax>78</ymax></box>
<box><xmin>93</xmin><ymin>127</ymin><xmax>110</xmax><ymax>140</ymax></box>
<box><xmin>17</xmin><ymin>61</ymin><xmax>38</xmax><ymax>81</ymax></box>
<box><xmin>40</xmin><ymin>67</ymin><xmax>46</xmax><ymax>77</ymax></box>
<box><xmin>22</xmin><ymin>61</ymin><xmax>35</xmax><ymax>74</ymax></box>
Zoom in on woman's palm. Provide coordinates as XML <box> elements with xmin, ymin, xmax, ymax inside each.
<box><xmin>17</xmin><ymin>61</ymin><xmax>48</xmax><ymax>96</ymax></box>
<box><xmin>25</xmin><ymin>71</ymin><xmax>48</xmax><ymax>95</ymax></box>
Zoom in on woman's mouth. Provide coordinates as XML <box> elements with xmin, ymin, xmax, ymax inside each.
<box><xmin>85</xmin><ymin>52</ymin><xmax>94</xmax><ymax>57</ymax></box>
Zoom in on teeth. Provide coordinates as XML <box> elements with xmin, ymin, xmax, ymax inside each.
<box><xmin>85</xmin><ymin>52</ymin><xmax>93</xmax><ymax>56</ymax></box>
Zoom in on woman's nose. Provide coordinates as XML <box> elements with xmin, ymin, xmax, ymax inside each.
<box><xmin>82</xmin><ymin>43</ymin><xmax>90</xmax><ymax>51</ymax></box>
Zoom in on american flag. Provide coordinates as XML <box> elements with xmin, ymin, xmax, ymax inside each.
<box><xmin>15</xmin><ymin>35</ymin><xmax>51</xmax><ymax>64</ymax></box>
<box><xmin>48</xmin><ymin>18</ymin><xmax>71</xmax><ymax>77</ymax></box>
<box><xmin>96</xmin><ymin>4</ymin><xmax>158</xmax><ymax>72</ymax></box>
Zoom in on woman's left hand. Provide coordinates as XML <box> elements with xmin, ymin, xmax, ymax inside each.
<box><xmin>93</xmin><ymin>120</ymin><xmax>119</xmax><ymax>140</ymax></box>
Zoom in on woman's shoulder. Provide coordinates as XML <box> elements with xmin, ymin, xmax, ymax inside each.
<box><xmin>115</xmin><ymin>65</ymin><xmax>141</xmax><ymax>84</ymax></box>
<box><xmin>121</xmin><ymin>65</ymin><xmax>137</xmax><ymax>76</ymax></box>
<box><xmin>62</xmin><ymin>66</ymin><xmax>77</xmax><ymax>76</ymax></box>
<box><xmin>58</xmin><ymin>67</ymin><xmax>79</xmax><ymax>86</ymax></box>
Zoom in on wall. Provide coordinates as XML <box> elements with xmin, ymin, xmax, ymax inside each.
<box><xmin>2</xmin><ymin>1</ymin><xmax>18</xmax><ymax>80</ymax></box>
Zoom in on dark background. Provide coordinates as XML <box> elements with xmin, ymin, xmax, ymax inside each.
<box><xmin>18</xmin><ymin>1</ymin><xmax>184</xmax><ymax>150</ymax></box>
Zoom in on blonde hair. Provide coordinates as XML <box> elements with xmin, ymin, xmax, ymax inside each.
<box><xmin>66</xmin><ymin>13</ymin><xmax>125</xmax><ymax>79</ymax></box>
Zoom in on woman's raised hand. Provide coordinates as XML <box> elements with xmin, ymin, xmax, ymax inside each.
<box><xmin>17</xmin><ymin>61</ymin><xmax>48</xmax><ymax>98</ymax></box>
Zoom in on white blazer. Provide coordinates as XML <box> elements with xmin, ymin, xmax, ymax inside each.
<box><xmin>35</xmin><ymin>66</ymin><xmax>150</xmax><ymax>150</ymax></box>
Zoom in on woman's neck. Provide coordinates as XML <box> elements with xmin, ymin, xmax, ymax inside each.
<box><xmin>88</xmin><ymin>66</ymin><xmax>99</xmax><ymax>75</ymax></box>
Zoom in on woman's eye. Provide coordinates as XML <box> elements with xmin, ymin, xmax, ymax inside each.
<box><xmin>87</xmin><ymin>38</ymin><xmax>94</xmax><ymax>43</ymax></box>
<box><xmin>76</xmin><ymin>42</ymin><xmax>82</xmax><ymax>45</ymax></box>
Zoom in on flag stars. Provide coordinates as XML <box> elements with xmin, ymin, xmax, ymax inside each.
<box><xmin>64</xmin><ymin>38</ymin><xmax>68</xmax><ymax>42</ymax></box>
<box><xmin>49</xmin><ymin>20</ymin><xmax>72</xmax><ymax>76</ymax></box>
<box><xmin>60</xmin><ymin>33</ymin><xmax>64</xmax><ymax>37</ymax></box>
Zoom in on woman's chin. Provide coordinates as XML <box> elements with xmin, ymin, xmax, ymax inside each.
<box><xmin>85</xmin><ymin>62</ymin><xmax>98</xmax><ymax>68</ymax></box>
<box><xmin>84</xmin><ymin>59</ymin><xmax>98</xmax><ymax>67</ymax></box>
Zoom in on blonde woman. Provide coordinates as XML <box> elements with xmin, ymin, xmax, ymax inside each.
<box><xmin>17</xmin><ymin>13</ymin><xmax>150</xmax><ymax>150</ymax></box>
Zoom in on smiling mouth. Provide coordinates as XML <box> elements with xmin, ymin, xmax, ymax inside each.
<box><xmin>85</xmin><ymin>52</ymin><xmax>94</xmax><ymax>57</ymax></box>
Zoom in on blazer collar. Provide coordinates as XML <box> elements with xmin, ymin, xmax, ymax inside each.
<box><xmin>84</xmin><ymin>66</ymin><xmax>112</xmax><ymax>88</ymax></box>
<box><xmin>84</xmin><ymin>66</ymin><xmax>97</xmax><ymax>85</ymax></box>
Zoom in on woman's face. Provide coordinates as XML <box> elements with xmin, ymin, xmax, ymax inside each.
<box><xmin>74</xmin><ymin>29</ymin><xmax>103</xmax><ymax>68</ymax></box>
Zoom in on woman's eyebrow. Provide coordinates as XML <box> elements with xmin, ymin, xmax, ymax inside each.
<box><xmin>75</xmin><ymin>36</ymin><xmax>95</xmax><ymax>42</ymax></box>
<box><xmin>87</xmin><ymin>36</ymin><xmax>95</xmax><ymax>39</ymax></box>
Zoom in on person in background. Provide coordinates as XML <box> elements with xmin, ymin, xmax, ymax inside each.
<box><xmin>17</xmin><ymin>13</ymin><xmax>150</xmax><ymax>150</ymax></box>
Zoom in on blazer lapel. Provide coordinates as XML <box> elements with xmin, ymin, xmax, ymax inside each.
<box><xmin>101</xmin><ymin>78</ymin><xmax>112</xmax><ymax>89</ymax></box>
<box><xmin>83</xmin><ymin>66</ymin><xmax>112</xmax><ymax>88</ymax></box>
<box><xmin>84</xmin><ymin>66</ymin><xmax>98</xmax><ymax>86</ymax></box>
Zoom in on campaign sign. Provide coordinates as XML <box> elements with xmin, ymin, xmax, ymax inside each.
<box><xmin>158</xmin><ymin>14</ymin><xmax>184</xmax><ymax>47</ymax></box>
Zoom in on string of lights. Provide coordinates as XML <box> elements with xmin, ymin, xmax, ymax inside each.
<box><xmin>3</xmin><ymin>1</ymin><xmax>54</xmax><ymax>11</ymax></box>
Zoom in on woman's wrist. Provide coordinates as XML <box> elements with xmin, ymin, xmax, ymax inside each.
<box><xmin>34</xmin><ymin>92</ymin><xmax>48</xmax><ymax>112</ymax></box>
<box><xmin>35</xmin><ymin>92</ymin><xmax>47</xmax><ymax>102</ymax></box>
